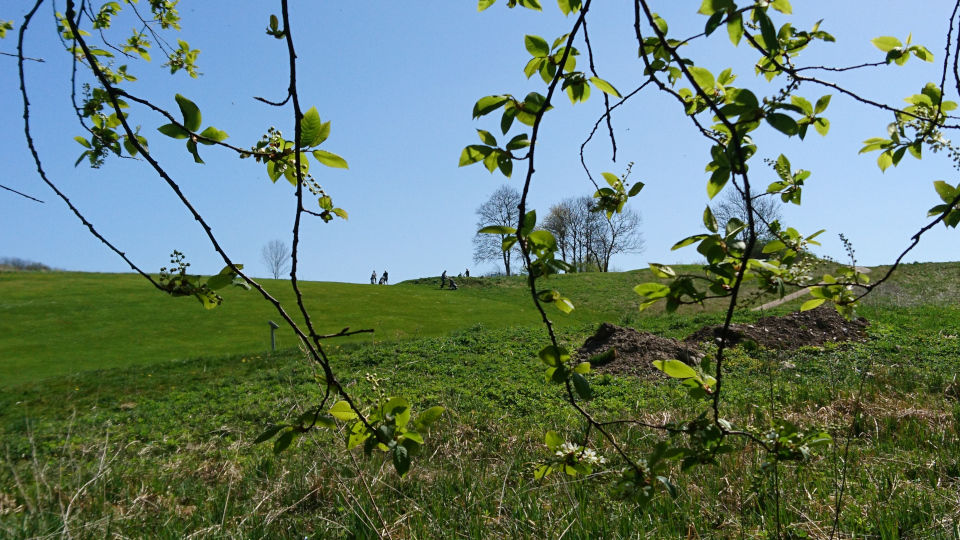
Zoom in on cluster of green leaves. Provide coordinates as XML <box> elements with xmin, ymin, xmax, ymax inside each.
<box><xmin>766</xmin><ymin>153</ymin><xmax>809</xmax><ymax>204</ymax></box>
<box><xmin>801</xmin><ymin>266</ymin><xmax>869</xmax><ymax>317</ymax></box>
<box><xmin>477</xmin><ymin>0</ymin><xmax>547</xmax><ymax>12</ymax></box>
<box><xmin>608</xmin><ymin>442</ymin><xmax>680</xmax><ymax>507</ymax></box>
<box><xmin>758</xmin><ymin>420</ymin><xmax>832</xmax><ymax>466</ymax></box>
<box><xmin>860</xmin><ymin>84</ymin><xmax>956</xmax><ymax>172</ymax></box>
<box><xmin>256</xmin><ymin>395</ymin><xmax>444</xmax><ymax>478</ymax></box>
<box><xmin>871</xmin><ymin>34</ymin><xmax>934</xmax><ymax>66</ymax></box>
<box><xmin>460</xmin><ymin>27</ymin><xmax>620</xmax><ymax>178</ymax></box>
<box><xmin>157</xmin><ymin>250</ymin><xmax>249</xmax><ymax>310</ymax></box>
<box><xmin>929</xmin><ymin>181</ymin><xmax>960</xmax><ymax>228</ymax></box>
<box><xmin>0</xmin><ymin>19</ymin><xmax>13</xmax><ymax>39</ymax></box>
<box><xmin>73</xmin><ymin>86</ymin><xmax>148</xmax><ymax>168</ymax></box>
<box><xmin>162</xmin><ymin>38</ymin><xmax>201</xmax><ymax>78</ymax></box>
<box><xmin>156</xmin><ymin>94</ymin><xmax>229</xmax><ymax>163</ymax></box>
<box><xmin>593</xmin><ymin>170</ymin><xmax>643</xmax><ymax>218</ymax></box>
<box><xmin>241</xmin><ymin>106</ymin><xmax>349</xmax><ymax>222</ymax></box>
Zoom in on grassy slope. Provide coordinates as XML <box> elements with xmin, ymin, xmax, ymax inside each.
<box><xmin>0</xmin><ymin>307</ymin><xmax>958</xmax><ymax>538</ymax></box>
<box><xmin>4</xmin><ymin>261</ymin><xmax>959</xmax><ymax>386</ymax></box>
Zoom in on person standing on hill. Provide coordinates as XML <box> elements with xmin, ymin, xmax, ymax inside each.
<box><xmin>382</xmin><ymin>271</ymin><xmax>389</xmax><ymax>285</ymax></box>
<box><xmin>440</xmin><ymin>270</ymin><xmax>447</xmax><ymax>289</ymax></box>
<box><xmin>371</xmin><ymin>270</ymin><xmax>377</xmax><ymax>284</ymax></box>
<box><xmin>465</xmin><ymin>268</ymin><xmax>470</xmax><ymax>277</ymax></box>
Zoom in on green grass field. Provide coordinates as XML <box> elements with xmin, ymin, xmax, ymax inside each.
<box><xmin>1</xmin><ymin>264</ymin><xmax>959</xmax><ymax>538</ymax></box>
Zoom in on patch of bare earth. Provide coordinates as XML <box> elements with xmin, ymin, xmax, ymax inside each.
<box><xmin>576</xmin><ymin>323</ymin><xmax>704</xmax><ymax>380</ymax></box>
<box><xmin>685</xmin><ymin>305</ymin><xmax>870</xmax><ymax>350</ymax></box>
<box><xmin>578</xmin><ymin>307</ymin><xmax>870</xmax><ymax>377</ymax></box>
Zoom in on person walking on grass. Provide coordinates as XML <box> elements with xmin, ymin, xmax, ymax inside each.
<box><xmin>440</xmin><ymin>270</ymin><xmax>447</xmax><ymax>289</ymax></box>
<box><xmin>371</xmin><ymin>270</ymin><xmax>377</xmax><ymax>284</ymax></box>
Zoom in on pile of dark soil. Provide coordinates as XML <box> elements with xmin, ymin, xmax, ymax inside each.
<box><xmin>577</xmin><ymin>307</ymin><xmax>870</xmax><ymax>378</ymax></box>
<box><xmin>684</xmin><ymin>305</ymin><xmax>870</xmax><ymax>350</ymax></box>
<box><xmin>576</xmin><ymin>323</ymin><xmax>704</xmax><ymax>380</ymax></box>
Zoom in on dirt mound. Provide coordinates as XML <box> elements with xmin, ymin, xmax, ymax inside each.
<box><xmin>576</xmin><ymin>323</ymin><xmax>704</xmax><ymax>379</ymax></box>
<box><xmin>684</xmin><ymin>305</ymin><xmax>870</xmax><ymax>350</ymax></box>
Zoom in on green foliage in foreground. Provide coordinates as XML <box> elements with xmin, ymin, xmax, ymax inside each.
<box><xmin>1</xmin><ymin>304</ymin><xmax>959</xmax><ymax>538</ymax></box>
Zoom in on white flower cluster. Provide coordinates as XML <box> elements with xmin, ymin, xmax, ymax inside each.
<box><xmin>556</xmin><ymin>442</ymin><xmax>607</xmax><ymax>465</ymax></box>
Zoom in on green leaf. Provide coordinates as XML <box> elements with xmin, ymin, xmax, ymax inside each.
<box><xmin>707</xmin><ymin>168</ymin><xmax>730</xmax><ymax>199</ymax></box>
<box><xmin>688</xmin><ymin>66</ymin><xmax>715</xmax><ymax>92</ymax></box>
<box><xmin>628</xmin><ymin>182</ymin><xmax>645</xmax><ymax>197</ymax></box>
<box><xmin>770</xmin><ymin>0</ymin><xmax>792</xmax><ymax>14</ymax></box>
<box><xmin>766</xmin><ymin>113</ymin><xmax>799</xmax><ymax>137</ymax></box>
<box><xmin>459</xmin><ymin>145</ymin><xmax>493</xmax><ymax>167</ymax></box>
<box><xmin>415</xmin><ymin>406</ymin><xmax>445</xmax><ymax>430</ymax></box>
<box><xmin>539</xmin><ymin>345</ymin><xmax>570</xmax><ymax>367</ymax></box>
<box><xmin>74</xmin><ymin>136</ymin><xmax>92</xmax><ymax>149</ymax></box>
<box><xmin>756</xmin><ymin>9</ymin><xmax>779</xmax><ymax>52</ymax></box>
<box><xmin>393</xmin><ymin>444</ymin><xmax>411</xmax><ymax>477</ymax></box>
<box><xmin>633</xmin><ymin>282</ymin><xmax>670</xmax><ymax>298</ymax></box>
<box><xmin>801</xmin><ymin>298</ymin><xmax>826</xmax><ymax>311</ymax></box>
<box><xmin>813</xmin><ymin>117</ymin><xmax>830</xmax><ymax>137</ymax></box>
<box><xmin>703</xmin><ymin>205</ymin><xmax>718</xmax><ymax>232</ymax></box>
<box><xmin>814</xmin><ymin>94</ymin><xmax>831</xmax><ymax>114</ymax></box>
<box><xmin>174</xmin><ymin>94</ymin><xmax>201</xmax><ymax>132</ymax></box>
<box><xmin>477</xmin><ymin>129</ymin><xmax>497</xmax><ymax>146</ymax></box>
<box><xmin>790</xmin><ymin>96</ymin><xmax>813</xmax><ymax>116</ymax></box>
<box><xmin>525</xmin><ymin>35</ymin><xmax>550</xmax><ymax>57</ymax></box>
<box><xmin>273</xmin><ymin>430</ymin><xmax>295</xmax><ymax>454</ymax></box>
<box><xmin>727</xmin><ymin>12</ymin><xmax>744</xmax><ymax>46</ymax></box>
<box><xmin>934</xmin><ymin>180</ymin><xmax>958</xmax><ymax>203</ymax></box>
<box><xmin>186</xmin><ymin>139</ymin><xmax>204</xmax><ymax>164</ymax></box>
<box><xmin>556</xmin><ymin>297</ymin><xmax>574</xmax><ymax>314</ymax></box>
<box><xmin>574</xmin><ymin>362</ymin><xmax>591</xmax><ymax>374</ymax></box>
<box><xmin>478</xmin><ymin>0</ymin><xmax>497</xmax><ymax>11</ymax></box>
<box><xmin>157</xmin><ymin>123</ymin><xmax>190</xmax><ymax>139</ymax></box>
<box><xmin>652</xmin><ymin>359</ymin><xmax>697</xmax><ymax>379</ymax></box>
<box><xmin>198</xmin><ymin>126</ymin><xmax>228</xmax><ymax>145</ymax></box>
<box><xmin>478</xmin><ymin>225</ymin><xmax>516</xmax><ymax>234</ymax></box>
<box><xmin>697</xmin><ymin>0</ymin><xmax>733</xmax><ymax>15</ymax></box>
<box><xmin>601</xmin><ymin>172</ymin><xmax>620</xmax><ymax>187</ymax></box>
<box><xmin>557</xmin><ymin>0</ymin><xmax>582</xmax><ymax>16</ymax></box>
<box><xmin>762</xmin><ymin>240</ymin><xmax>786</xmax><ymax>253</ymax></box>
<box><xmin>877</xmin><ymin>150</ymin><xmax>894</xmax><ymax>172</ymax></box>
<box><xmin>332</xmin><ymin>208</ymin><xmax>348</xmax><ymax>220</ymax></box>
<box><xmin>651</xmin><ymin>13</ymin><xmax>668</xmax><ymax>35</ymax></box>
<box><xmin>544</xmin><ymin>430</ymin><xmax>564</xmax><ymax>451</ymax></box>
<box><xmin>384</xmin><ymin>397</ymin><xmax>412</xmax><ymax>428</ymax></box>
<box><xmin>329</xmin><ymin>401</ymin><xmax>358</xmax><ymax>421</ymax></box>
<box><xmin>301</xmin><ymin>106</ymin><xmax>323</xmax><ymax>147</ymax></box>
<box><xmin>871</xmin><ymin>36</ymin><xmax>903</xmax><ymax>53</ymax></box>
<box><xmin>266</xmin><ymin>161</ymin><xmax>281</xmax><ymax>183</ymax></box>
<box><xmin>312</xmin><ymin>149</ymin><xmax>348</xmax><ymax>169</ymax></box>
<box><xmin>704</xmin><ymin>11</ymin><xmax>724</xmax><ymax>37</ymax></box>
<box><xmin>649</xmin><ymin>263</ymin><xmax>675</xmax><ymax>278</ymax></box>
<box><xmin>572</xmin><ymin>372</ymin><xmax>591</xmax><ymax>399</ymax></box>
<box><xmin>254</xmin><ymin>425</ymin><xmax>285</xmax><ymax>444</ymax></box>
<box><xmin>672</xmin><ymin>234</ymin><xmax>710</xmax><ymax>250</ymax></box>
<box><xmin>588</xmin><ymin>76</ymin><xmax>621</xmax><ymax>98</ymax></box>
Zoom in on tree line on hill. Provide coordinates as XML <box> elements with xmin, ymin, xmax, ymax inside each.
<box><xmin>472</xmin><ymin>184</ymin><xmax>644</xmax><ymax>275</ymax></box>
<box><xmin>473</xmin><ymin>184</ymin><xmax>782</xmax><ymax>276</ymax></box>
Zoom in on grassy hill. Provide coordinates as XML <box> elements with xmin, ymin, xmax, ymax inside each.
<box><xmin>3</xmin><ymin>262</ymin><xmax>958</xmax><ymax>386</ymax></box>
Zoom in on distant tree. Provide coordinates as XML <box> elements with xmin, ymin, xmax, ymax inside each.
<box><xmin>711</xmin><ymin>189</ymin><xmax>783</xmax><ymax>257</ymax></box>
<box><xmin>473</xmin><ymin>185</ymin><xmax>522</xmax><ymax>276</ymax></box>
<box><xmin>260</xmin><ymin>239</ymin><xmax>291</xmax><ymax>279</ymax></box>
<box><xmin>542</xmin><ymin>196</ymin><xmax>644</xmax><ymax>272</ymax></box>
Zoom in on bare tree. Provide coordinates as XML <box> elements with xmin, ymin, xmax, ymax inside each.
<box><xmin>473</xmin><ymin>185</ymin><xmax>522</xmax><ymax>276</ymax></box>
<box><xmin>543</xmin><ymin>195</ymin><xmax>644</xmax><ymax>272</ymax></box>
<box><xmin>260</xmin><ymin>239</ymin><xmax>291</xmax><ymax>279</ymax></box>
<box><xmin>711</xmin><ymin>189</ymin><xmax>783</xmax><ymax>257</ymax></box>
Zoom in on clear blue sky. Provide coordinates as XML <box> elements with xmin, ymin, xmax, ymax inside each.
<box><xmin>2</xmin><ymin>1</ymin><xmax>958</xmax><ymax>284</ymax></box>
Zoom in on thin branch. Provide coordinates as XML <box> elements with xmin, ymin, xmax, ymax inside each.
<box><xmin>0</xmin><ymin>183</ymin><xmax>44</xmax><ymax>203</ymax></box>
<box><xmin>579</xmin><ymin>81</ymin><xmax>650</xmax><ymax>191</ymax></box>
<box><xmin>254</xmin><ymin>92</ymin><xmax>291</xmax><ymax>107</ymax></box>
<box><xmin>19</xmin><ymin>0</ymin><xmax>160</xmax><ymax>289</ymax></box>
<box><xmin>581</xmin><ymin>20</ymin><xmax>616</xmax><ymax>162</ymax></box>
<box><xmin>0</xmin><ymin>51</ymin><xmax>44</xmax><ymax>61</ymax></box>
